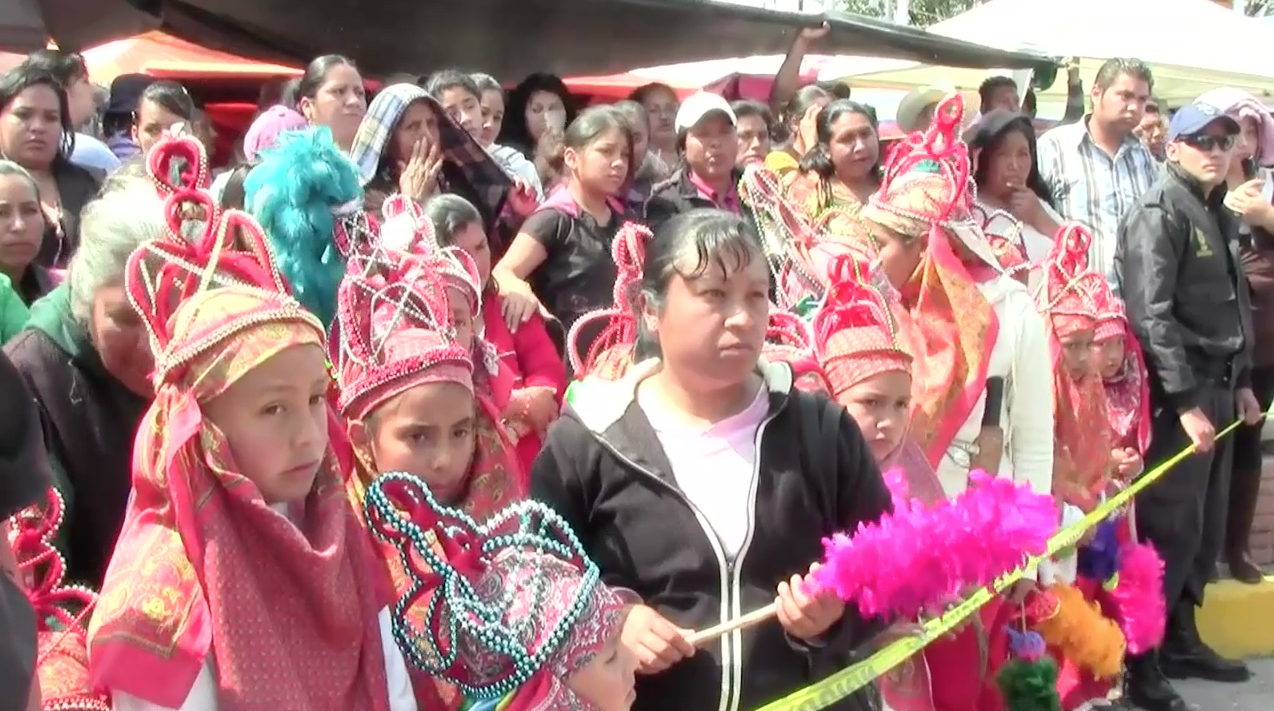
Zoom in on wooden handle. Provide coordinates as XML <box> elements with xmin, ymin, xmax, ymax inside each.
<box><xmin>686</xmin><ymin>602</ymin><xmax>779</xmax><ymax>647</ymax></box>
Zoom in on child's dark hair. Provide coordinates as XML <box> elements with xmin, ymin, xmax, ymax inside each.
<box><xmin>138</xmin><ymin>80</ymin><xmax>194</xmax><ymax>120</ymax></box>
<box><xmin>563</xmin><ymin>106</ymin><xmax>636</xmax><ymax>188</ymax></box>
<box><xmin>422</xmin><ymin>194</ymin><xmax>483</xmax><ymax>247</ymax></box>
<box><xmin>219</xmin><ymin>162</ymin><xmax>257</xmax><ymax>211</ymax></box>
<box><xmin>425</xmin><ymin>69</ymin><xmax>481</xmax><ymax>102</ymax></box>
<box><xmin>798</xmin><ymin>99</ymin><xmax>882</xmax><ymax>194</ymax></box>
<box><xmin>978</xmin><ymin>76</ymin><xmax>1018</xmax><ymax>113</ymax></box>
<box><xmin>634</xmin><ymin>209</ymin><xmax>765</xmax><ymax>360</ymax></box>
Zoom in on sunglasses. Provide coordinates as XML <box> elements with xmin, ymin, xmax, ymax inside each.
<box><xmin>1183</xmin><ymin>134</ymin><xmax>1236</xmax><ymax>152</ymax></box>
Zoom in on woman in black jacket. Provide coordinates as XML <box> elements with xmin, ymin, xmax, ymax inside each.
<box><xmin>531</xmin><ymin>209</ymin><xmax>891</xmax><ymax>711</ymax></box>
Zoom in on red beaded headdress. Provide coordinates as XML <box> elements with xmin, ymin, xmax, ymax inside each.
<box><xmin>126</xmin><ymin>135</ymin><xmax>319</xmax><ymax>385</ymax></box>
<box><xmin>1093</xmin><ymin>279</ymin><xmax>1130</xmax><ymax>343</ymax></box>
<box><xmin>860</xmin><ymin>94</ymin><xmax>974</xmax><ymax>237</ymax></box>
<box><xmin>812</xmin><ymin>254</ymin><xmax>912</xmax><ymax>397</ymax></box>
<box><xmin>739</xmin><ymin>163</ymin><xmax>875</xmax><ymax>309</ymax></box>
<box><xmin>1036</xmin><ymin>224</ymin><xmax>1100</xmax><ymax>339</ymax></box>
<box><xmin>364</xmin><ymin>473</ymin><xmax>634</xmax><ymax>711</ymax></box>
<box><xmin>330</xmin><ymin>237</ymin><xmax>474</xmax><ymax>421</ymax></box>
<box><xmin>10</xmin><ymin>489</ymin><xmax>110</xmax><ymax>711</ymax></box>
<box><xmin>565</xmin><ymin>221</ymin><xmax>652</xmax><ymax>379</ymax></box>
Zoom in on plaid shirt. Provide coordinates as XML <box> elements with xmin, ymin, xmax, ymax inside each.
<box><xmin>349</xmin><ymin>83</ymin><xmax>511</xmax><ymax>224</ymax></box>
<box><xmin>1036</xmin><ymin>119</ymin><xmax>1158</xmax><ymax>286</ymax></box>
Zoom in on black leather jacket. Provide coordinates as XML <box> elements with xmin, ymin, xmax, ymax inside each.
<box><xmin>1114</xmin><ymin>162</ymin><xmax>1254</xmax><ymax>411</ymax></box>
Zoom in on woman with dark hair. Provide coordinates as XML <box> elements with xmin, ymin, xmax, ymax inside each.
<box><xmin>532</xmin><ymin>208</ymin><xmax>890</xmax><ymax>711</ymax></box>
<box><xmin>629</xmin><ymin>82</ymin><xmax>679</xmax><ymax>171</ymax></box>
<box><xmin>965</xmin><ymin>109</ymin><xmax>1061</xmax><ymax>268</ymax></box>
<box><xmin>295</xmin><ymin>54</ymin><xmax>367</xmax><ymax>153</ymax></box>
<box><xmin>0</xmin><ymin>67</ymin><xmax>101</xmax><ymax>268</ymax></box>
<box><xmin>467</xmin><ymin>72</ymin><xmax>543</xmax><ymax>198</ymax></box>
<box><xmin>766</xmin><ymin>84</ymin><xmax>835</xmax><ymax>174</ymax></box>
<box><xmin>348</xmin><ymin>83</ymin><xmax>533</xmax><ymax>243</ymax></box>
<box><xmin>131</xmin><ymin>80</ymin><xmax>194</xmax><ymax>158</ymax></box>
<box><xmin>499</xmin><ymin>73</ymin><xmax>578</xmax><ymax>158</ymax></box>
<box><xmin>780</xmin><ymin>99</ymin><xmax>880</xmax><ymax>240</ymax></box>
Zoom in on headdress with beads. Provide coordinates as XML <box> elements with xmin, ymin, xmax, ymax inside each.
<box><xmin>10</xmin><ymin>488</ymin><xmax>110</xmax><ymax>711</ymax></box>
<box><xmin>565</xmin><ymin>221</ymin><xmax>652</xmax><ymax>379</ymax></box>
<box><xmin>129</xmin><ymin>134</ymin><xmax>323</xmax><ymax>384</ymax></box>
<box><xmin>811</xmin><ymin>254</ymin><xmax>912</xmax><ymax>397</ymax></box>
<box><xmin>1035</xmin><ymin>224</ymin><xmax>1100</xmax><ymax>339</ymax></box>
<box><xmin>330</xmin><ymin>234</ymin><xmax>474</xmax><ymax>421</ymax></box>
<box><xmin>1087</xmin><ymin>276</ymin><xmax>1152</xmax><ymax>454</ymax></box>
<box><xmin>364</xmin><ymin>472</ymin><xmax>634</xmax><ymax>711</ymax></box>
<box><xmin>970</xmin><ymin>203</ymin><xmax>1032</xmax><ymax>283</ymax></box>
<box><xmin>760</xmin><ymin>310</ymin><xmax>829</xmax><ymax>393</ymax></box>
<box><xmin>738</xmin><ymin>163</ymin><xmax>872</xmax><ymax>309</ymax></box>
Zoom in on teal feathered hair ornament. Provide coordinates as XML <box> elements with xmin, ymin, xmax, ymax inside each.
<box><xmin>244</xmin><ymin>126</ymin><xmax>362</xmax><ymax>327</ymax></box>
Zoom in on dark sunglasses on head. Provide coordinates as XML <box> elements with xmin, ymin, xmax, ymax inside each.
<box><xmin>1183</xmin><ymin>134</ymin><xmax>1236</xmax><ymax>152</ymax></box>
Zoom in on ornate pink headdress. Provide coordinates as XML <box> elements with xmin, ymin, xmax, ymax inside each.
<box><xmin>1036</xmin><ymin>224</ymin><xmax>1100</xmax><ymax>338</ymax></box>
<box><xmin>1088</xmin><ymin>277</ymin><xmax>1152</xmax><ymax>453</ymax></box>
<box><xmin>1094</xmin><ymin>281</ymin><xmax>1130</xmax><ymax>343</ymax></box>
<box><xmin>331</xmin><ymin>240</ymin><xmax>474</xmax><ymax>421</ymax></box>
<box><xmin>812</xmin><ymin>254</ymin><xmax>913</xmax><ymax>397</ymax></box>
<box><xmin>10</xmin><ymin>489</ymin><xmax>110</xmax><ymax>711</ymax></box>
<box><xmin>565</xmin><ymin>222</ymin><xmax>652</xmax><ymax>379</ymax></box>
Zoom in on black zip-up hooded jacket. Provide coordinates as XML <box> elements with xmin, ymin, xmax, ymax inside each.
<box><xmin>530</xmin><ymin>359</ymin><xmax>891</xmax><ymax>711</ymax></box>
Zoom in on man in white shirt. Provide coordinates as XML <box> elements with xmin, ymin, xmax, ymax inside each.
<box><xmin>1037</xmin><ymin>58</ymin><xmax>1159</xmax><ymax>286</ymax></box>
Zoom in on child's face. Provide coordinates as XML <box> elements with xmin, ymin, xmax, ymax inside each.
<box><xmin>1097</xmin><ymin>335</ymin><xmax>1126</xmax><ymax>380</ymax></box>
<box><xmin>836</xmin><ymin>370</ymin><xmax>912</xmax><ymax>464</ymax></box>
<box><xmin>566</xmin><ymin>631</ymin><xmax>638</xmax><ymax>711</ymax></box>
<box><xmin>565</xmin><ymin>126</ymin><xmax>630</xmax><ymax>197</ymax></box>
<box><xmin>360</xmin><ymin>381</ymin><xmax>476</xmax><ymax>503</ymax></box>
<box><xmin>448</xmin><ymin>287</ymin><xmax>476</xmax><ymax>347</ymax></box>
<box><xmin>202</xmin><ymin>344</ymin><xmax>331</xmax><ymax>505</ymax></box>
<box><xmin>451</xmin><ymin>221</ymin><xmax>492</xmax><ymax>287</ymax></box>
<box><xmin>1059</xmin><ymin>327</ymin><xmax>1097</xmax><ymax>380</ymax></box>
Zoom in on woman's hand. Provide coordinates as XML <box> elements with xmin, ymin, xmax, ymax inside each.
<box><xmin>1111</xmin><ymin>447</ymin><xmax>1142</xmax><ymax>481</ymax></box>
<box><xmin>621</xmin><ymin>605</ymin><xmax>696</xmax><ymax>674</ymax></box>
<box><xmin>1006</xmin><ymin>186</ymin><xmax>1041</xmax><ymax>224</ymax></box>
<box><xmin>796</xmin><ymin>104</ymin><xmax>821</xmax><ymax>156</ymax></box>
<box><xmin>776</xmin><ymin>562</ymin><xmax>845</xmax><ymax>642</ymax></box>
<box><xmin>398</xmin><ymin>138</ymin><xmax>444</xmax><ymax>203</ymax></box>
<box><xmin>507</xmin><ymin>179</ymin><xmax>540</xmax><ymax>218</ymax></box>
<box><xmin>1005</xmin><ymin>578</ymin><xmax>1038</xmax><ymax>605</ymax></box>
<box><xmin>496</xmin><ymin>274</ymin><xmax>542</xmax><ymax>328</ymax></box>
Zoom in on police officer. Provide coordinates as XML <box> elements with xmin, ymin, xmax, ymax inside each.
<box><xmin>1116</xmin><ymin>100</ymin><xmax>1265</xmax><ymax>711</ymax></box>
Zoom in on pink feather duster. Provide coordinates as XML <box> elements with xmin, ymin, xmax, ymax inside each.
<box><xmin>1105</xmin><ymin>542</ymin><xmax>1166</xmax><ymax>654</ymax></box>
<box><xmin>810</xmin><ymin>469</ymin><xmax>1058</xmax><ymax>620</ymax></box>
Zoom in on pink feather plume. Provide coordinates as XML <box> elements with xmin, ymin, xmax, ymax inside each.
<box><xmin>810</xmin><ymin>469</ymin><xmax>1058</xmax><ymax>621</ymax></box>
<box><xmin>1106</xmin><ymin>542</ymin><xmax>1166</xmax><ymax>654</ymax></box>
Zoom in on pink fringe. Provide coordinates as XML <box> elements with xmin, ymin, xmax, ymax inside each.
<box><xmin>811</xmin><ymin>469</ymin><xmax>1058</xmax><ymax>620</ymax></box>
<box><xmin>1106</xmin><ymin>542</ymin><xmax>1166</xmax><ymax>654</ymax></box>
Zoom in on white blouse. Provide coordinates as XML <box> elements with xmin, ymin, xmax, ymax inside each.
<box><xmin>110</xmin><ymin>608</ymin><xmax>416</xmax><ymax>711</ymax></box>
<box><xmin>934</xmin><ymin>274</ymin><xmax>1055</xmax><ymax>502</ymax></box>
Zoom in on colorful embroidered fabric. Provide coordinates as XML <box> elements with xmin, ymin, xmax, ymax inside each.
<box><xmin>1034</xmin><ymin>224</ymin><xmax>1112</xmax><ymax>511</ymax></box>
<box><xmin>10</xmin><ymin>488</ymin><xmax>109</xmax><ymax>711</ymax></box>
<box><xmin>970</xmin><ymin>203</ymin><xmax>1033</xmax><ymax>285</ymax></box>
<box><xmin>839</xmin><ymin>94</ymin><xmax>1000</xmax><ymax>468</ymax></box>
<box><xmin>87</xmin><ymin>133</ymin><xmax>391</xmax><ymax>711</ymax></box>
<box><xmin>564</xmin><ymin>222</ymin><xmax>652</xmax><ymax>380</ymax></box>
<box><xmin>1089</xmin><ymin>278</ymin><xmax>1151</xmax><ymax>454</ymax></box>
<box><xmin>365</xmin><ymin>474</ymin><xmax>634</xmax><ymax>711</ymax></box>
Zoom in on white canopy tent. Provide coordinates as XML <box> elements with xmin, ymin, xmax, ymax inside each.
<box><xmin>820</xmin><ymin>0</ymin><xmax>1274</xmax><ymax>106</ymax></box>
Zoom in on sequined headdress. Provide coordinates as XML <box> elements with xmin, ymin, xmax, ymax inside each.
<box><xmin>330</xmin><ymin>230</ymin><xmax>474</xmax><ymax>421</ymax></box>
<box><xmin>739</xmin><ymin>163</ymin><xmax>873</xmax><ymax>309</ymax></box>
<box><xmin>1088</xmin><ymin>276</ymin><xmax>1151</xmax><ymax>454</ymax></box>
<box><xmin>1035</xmin><ymin>224</ymin><xmax>1100</xmax><ymax>338</ymax></box>
<box><xmin>566</xmin><ymin>222</ymin><xmax>653</xmax><ymax>380</ymax></box>
<box><xmin>91</xmin><ymin>133</ymin><xmax>391</xmax><ymax>711</ymax></box>
<box><xmin>812</xmin><ymin>255</ymin><xmax>912</xmax><ymax>397</ymax></box>
<box><xmin>365</xmin><ymin>473</ymin><xmax>634</xmax><ymax>711</ymax></box>
<box><xmin>10</xmin><ymin>489</ymin><xmax>110</xmax><ymax>711</ymax></box>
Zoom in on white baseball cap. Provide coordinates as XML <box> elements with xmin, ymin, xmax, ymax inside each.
<box><xmin>675</xmin><ymin>92</ymin><xmax>737</xmax><ymax>132</ymax></box>
<box><xmin>896</xmin><ymin>85</ymin><xmax>954</xmax><ymax>134</ymax></box>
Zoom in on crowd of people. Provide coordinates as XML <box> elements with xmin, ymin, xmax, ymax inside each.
<box><xmin>0</xmin><ymin>33</ymin><xmax>1269</xmax><ymax>711</ymax></box>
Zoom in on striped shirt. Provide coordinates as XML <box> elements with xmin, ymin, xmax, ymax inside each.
<box><xmin>1036</xmin><ymin>118</ymin><xmax>1158</xmax><ymax>286</ymax></box>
